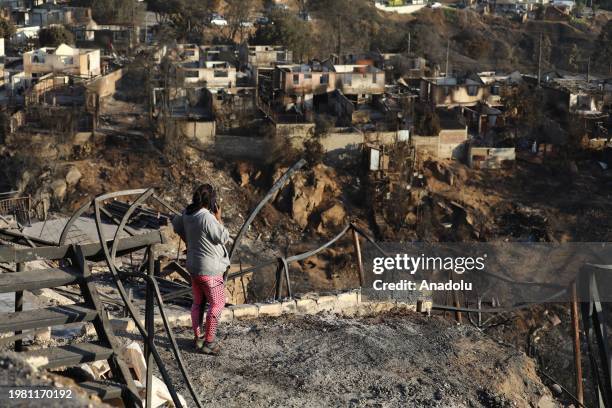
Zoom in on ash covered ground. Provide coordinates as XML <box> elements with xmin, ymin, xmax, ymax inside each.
<box><xmin>146</xmin><ymin>311</ymin><xmax>557</xmax><ymax>408</ymax></box>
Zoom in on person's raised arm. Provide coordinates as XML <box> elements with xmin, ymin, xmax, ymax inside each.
<box><xmin>207</xmin><ymin>209</ymin><xmax>229</xmax><ymax>245</ymax></box>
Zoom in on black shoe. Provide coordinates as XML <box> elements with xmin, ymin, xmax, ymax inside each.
<box><xmin>200</xmin><ymin>340</ymin><xmax>221</xmax><ymax>355</ymax></box>
<box><xmin>194</xmin><ymin>337</ymin><xmax>205</xmax><ymax>350</ymax></box>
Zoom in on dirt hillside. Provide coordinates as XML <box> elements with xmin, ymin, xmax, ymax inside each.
<box><xmin>152</xmin><ymin>311</ymin><xmax>558</xmax><ymax>408</ymax></box>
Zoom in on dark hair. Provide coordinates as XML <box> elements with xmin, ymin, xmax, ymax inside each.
<box><xmin>186</xmin><ymin>183</ymin><xmax>217</xmax><ymax>215</ymax></box>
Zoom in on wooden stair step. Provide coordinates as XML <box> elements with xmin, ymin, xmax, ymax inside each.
<box><xmin>0</xmin><ymin>303</ymin><xmax>97</xmax><ymax>333</ymax></box>
<box><xmin>78</xmin><ymin>380</ymin><xmax>125</xmax><ymax>401</ymax></box>
<box><xmin>0</xmin><ymin>267</ymin><xmax>80</xmax><ymax>293</ymax></box>
<box><xmin>20</xmin><ymin>342</ymin><xmax>113</xmax><ymax>370</ymax></box>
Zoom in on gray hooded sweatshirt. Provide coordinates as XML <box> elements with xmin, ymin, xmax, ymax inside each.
<box><xmin>172</xmin><ymin>208</ymin><xmax>230</xmax><ymax>276</ymax></box>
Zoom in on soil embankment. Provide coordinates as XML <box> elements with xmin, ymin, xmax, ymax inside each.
<box><xmin>153</xmin><ymin>311</ymin><xmax>557</xmax><ymax>407</ymax></box>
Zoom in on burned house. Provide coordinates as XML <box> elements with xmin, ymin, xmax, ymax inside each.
<box><xmin>200</xmin><ymin>44</ymin><xmax>238</xmax><ymax>64</ymax></box>
<box><xmin>333</xmin><ymin>64</ymin><xmax>385</xmax><ymax>101</ymax></box>
<box><xmin>542</xmin><ymin>77</ymin><xmax>611</xmax><ymax>138</ymax></box>
<box><xmin>420</xmin><ymin>72</ymin><xmax>518</xmax><ymax>109</ymax></box>
<box><xmin>270</xmin><ymin>62</ymin><xmax>335</xmax><ymax>112</ymax></box>
<box><xmin>23</xmin><ymin>43</ymin><xmax>101</xmax><ymax>81</ymax></box>
<box><xmin>180</xmin><ymin>60</ymin><xmax>237</xmax><ymax>91</ymax></box>
<box><xmin>239</xmin><ymin>44</ymin><xmax>293</xmax><ymax>69</ymax></box>
<box><xmin>30</xmin><ymin>5</ymin><xmax>92</xmax><ymax>27</ymax></box>
<box><xmin>539</xmin><ymin>77</ymin><xmax>610</xmax><ymax>137</ymax></box>
<box><xmin>541</xmin><ymin>78</ymin><xmax>606</xmax><ymax>115</ymax></box>
<box><xmin>420</xmin><ymin>74</ymin><xmax>488</xmax><ymax>108</ymax></box>
<box><xmin>72</xmin><ymin>24</ymin><xmax>140</xmax><ymax>52</ymax></box>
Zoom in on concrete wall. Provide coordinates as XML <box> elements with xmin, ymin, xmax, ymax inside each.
<box><xmin>412</xmin><ymin>135</ymin><xmax>439</xmax><ymax>158</ymax></box>
<box><xmin>85</xmin><ymin>68</ymin><xmax>124</xmax><ymax>98</ymax></box>
<box><xmin>330</xmin><ymin>90</ymin><xmax>354</xmax><ymax>126</ymax></box>
<box><xmin>438</xmin><ymin>128</ymin><xmax>468</xmax><ymax>160</ymax></box>
<box><xmin>276</xmin><ymin>123</ymin><xmax>315</xmax><ymax>146</ymax></box>
<box><xmin>180</xmin><ymin>120</ymin><xmax>216</xmax><ymax>144</ymax></box>
<box><xmin>365</xmin><ymin>131</ymin><xmax>398</xmax><ymax>146</ymax></box>
<box><xmin>213</xmin><ymin>134</ymin><xmax>278</xmax><ymax>163</ymax></box>
<box><xmin>468</xmin><ymin>146</ymin><xmax>516</xmax><ymax>169</ymax></box>
<box><xmin>322</xmin><ymin>130</ymin><xmax>364</xmax><ymax>153</ymax></box>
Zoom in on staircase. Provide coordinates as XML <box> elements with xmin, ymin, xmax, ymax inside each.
<box><xmin>0</xmin><ymin>246</ymin><xmax>141</xmax><ymax>407</ymax></box>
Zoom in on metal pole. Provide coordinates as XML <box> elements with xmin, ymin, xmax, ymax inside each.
<box><xmin>537</xmin><ymin>32</ymin><xmax>542</xmax><ymax>86</ymax></box>
<box><xmin>281</xmin><ymin>258</ymin><xmax>292</xmax><ymax>299</ymax></box>
<box><xmin>351</xmin><ymin>227</ymin><xmax>365</xmax><ymax>287</ymax></box>
<box><xmin>407</xmin><ymin>32</ymin><xmax>411</xmax><ymax>55</ymax></box>
<box><xmin>571</xmin><ymin>281</ymin><xmax>584</xmax><ymax>406</ymax></box>
<box><xmin>451</xmin><ymin>269</ymin><xmax>462</xmax><ymax>323</ymax></box>
<box><xmin>586</xmin><ymin>57</ymin><xmax>590</xmax><ymax>83</ymax></box>
<box><xmin>445</xmin><ymin>39</ymin><xmax>450</xmax><ymax>77</ymax></box>
<box><xmin>15</xmin><ymin>262</ymin><xmax>24</xmax><ymax>351</ymax></box>
<box><xmin>145</xmin><ymin>246</ymin><xmax>156</xmax><ymax>408</ymax></box>
<box><xmin>274</xmin><ymin>259</ymin><xmax>283</xmax><ymax>301</ymax></box>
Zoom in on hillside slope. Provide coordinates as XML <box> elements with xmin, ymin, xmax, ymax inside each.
<box><xmin>155</xmin><ymin>311</ymin><xmax>559</xmax><ymax>407</ymax></box>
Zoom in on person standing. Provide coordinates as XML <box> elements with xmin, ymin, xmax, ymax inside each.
<box><xmin>172</xmin><ymin>184</ymin><xmax>230</xmax><ymax>355</ymax></box>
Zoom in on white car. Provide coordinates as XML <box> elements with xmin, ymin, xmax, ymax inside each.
<box><xmin>211</xmin><ymin>16</ymin><xmax>228</xmax><ymax>26</ymax></box>
<box><xmin>429</xmin><ymin>2</ymin><xmax>442</xmax><ymax>8</ymax></box>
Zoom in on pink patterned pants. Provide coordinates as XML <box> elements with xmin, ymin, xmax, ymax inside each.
<box><xmin>191</xmin><ymin>275</ymin><xmax>225</xmax><ymax>342</ymax></box>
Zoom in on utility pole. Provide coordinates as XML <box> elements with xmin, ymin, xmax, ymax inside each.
<box><xmin>407</xmin><ymin>32</ymin><xmax>411</xmax><ymax>55</ymax></box>
<box><xmin>537</xmin><ymin>32</ymin><xmax>542</xmax><ymax>86</ymax></box>
<box><xmin>336</xmin><ymin>14</ymin><xmax>342</xmax><ymax>64</ymax></box>
<box><xmin>445</xmin><ymin>39</ymin><xmax>450</xmax><ymax>77</ymax></box>
<box><xmin>586</xmin><ymin>57</ymin><xmax>590</xmax><ymax>82</ymax></box>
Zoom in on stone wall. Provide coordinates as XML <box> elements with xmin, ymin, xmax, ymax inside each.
<box><xmin>154</xmin><ymin>289</ymin><xmax>432</xmax><ymax>327</ymax></box>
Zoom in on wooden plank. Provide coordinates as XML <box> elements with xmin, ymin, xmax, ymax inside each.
<box><xmin>78</xmin><ymin>380</ymin><xmax>124</xmax><ymax>400</ymax></box>
<box><xmin>0</xmin><ymin>231</ymin><xmax>164</xmax><ymax>263</ymax></box>
<box><xmin>0</xmin><ymin>303</ymin><xmax>97</xmax><ymax>333</ymax></box>
<box><xmin>20</xmin><ymin>342</ymin><xmax>113</xmax><ymax>369</ymax></box>
<box><xmin>0</xmin><ymin>267</ymin><xmax>80</xmax><ymax>293</ymax></box>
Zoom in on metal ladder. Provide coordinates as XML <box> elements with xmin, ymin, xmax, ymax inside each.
<box><xmin>0</xmin><ymin>245</ymin><xmax>141</xmax><ymax>407</ymax></box>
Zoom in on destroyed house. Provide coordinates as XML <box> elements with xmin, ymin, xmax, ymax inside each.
<box><xmin>180</xmin><ymin>60</ymin><xmax>236</xmax><ymax>90</ymax></box>
<box><xmin>0</xmin><ymin>0</ymin><xmax>42</xmax><ymax>11</ymax></box>
<box><xmin>73</xmin><ymin>24</ymin><xmax>139</xmax><ymax>51</ymax></box>
<box><xmin>420</xmin><ymin>74</ymin><xmax>493</xmax><ymax>108</ymax></box>
<box><xmin>200</xmin><ymin>45</ymin><xmax>237</xmax><ymax>64</ymax></box>
<box><xmin>541</xmin><ymin>78</ymin><xmax>607</xmax><ymax>116</ymax></box>
<box><xmin>176</xmin><ymin>43</ymin><xmax>200</xmax><ymax>63</ymax></box>
<box><xmin>333</xmin><ymin>64</ymin><xmax>385</xmax><ymax>97</ymax></box>
<box><xmin>24</xmin><ymin>43</ymin><xmax>101</xmax><ymax>80</ymax></box>
<box><xmin>239</xmin><ymin>45</ymin><xmax>293</xmax><ymax>68</ymax></box>
<box><xmin>273</xmin><ymin>62</ymin><xmax>336</xmax><ymax>96</ymax></box>
<box><xmin>493</xmin><ymin>0</ymin><xmax>550</xmax><ymax>13</ymax></box>
<box><xmin>477</xmin><ymin>71</ymin><xmax>523</xmax><ymax>106</ymax></box>
<box><xmin>30</xmin><ymin>5</ymin><xmax>92</xmax><ymax>27</ymax></box>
